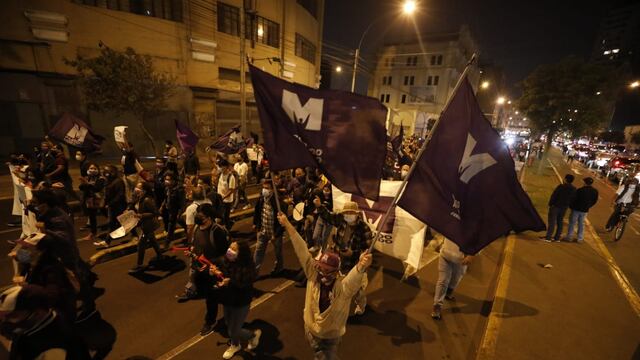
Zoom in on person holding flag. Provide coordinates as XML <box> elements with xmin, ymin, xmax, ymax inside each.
<box><xmin>277</xmin><ymin>212</ymin><xmax>372</xmax><ymax>360</ymax></box>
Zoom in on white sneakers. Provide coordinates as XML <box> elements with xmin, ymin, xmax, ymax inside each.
<box><xmin>247</xmin><ymin>329</ymin><xmax>262</xmax><ymax>350</ymax></box>
<box><xmin>222</xmin><ymin>344</ymin><xmax>241</xmax><ymax>359</ymax></box>
<box><xmin>222</xmin><ymin>329</ymin><xmax>261</xmax><ymax>359</ymax></box>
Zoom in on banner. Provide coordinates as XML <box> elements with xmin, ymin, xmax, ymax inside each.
<box><xmin>114</xmin><ymin>126</ymin><xmax>129</xmax><ymax>150</ymax></box>
<box><xmin>175</xmin><ymin>119</ymin><xmax>199</xmax><ymax>152</ymax></box>
<box><xmin>48</xmin><ymin>113</ymin><xmax>104</xmax><ymax>152</ymax></box>
<box><xmin>333</xmin><ymin>180</ymin><xmax>425</xmax><ymax>278</ymax></box>
<box><xmin>209</xmin><ymin>125</ymin><xmax>254</xmax><ymax>155</ymax></box>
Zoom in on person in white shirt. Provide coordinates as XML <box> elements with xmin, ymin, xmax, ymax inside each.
<box><xmin>606</xmin><ymin>178</ymin><xmax>639</xmax><ymax>231</ymax></box>
<box><xmin>431</xmin><ymin>238</ymin><xmax>474</xmax><ymax>320</ymax></box>
<box><xmin>184</xmin><ymin>188</ymin><xmax>212</xmax><ymax>243</ymax></box>
<box><xmin>233</xmin><ymin>155</ymin><xmax>250</xmax><ymax>210</ymax></box>
<box><xmin>217</xmin><ymin>158</ymin><xmax>237</xmax><ymax>230</ymax></box>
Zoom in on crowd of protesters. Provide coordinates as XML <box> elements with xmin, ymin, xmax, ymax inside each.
<box><xmin>1</xmin><ymin>131</ymin><xmax>457</xmax><ymax>360</ymax></box>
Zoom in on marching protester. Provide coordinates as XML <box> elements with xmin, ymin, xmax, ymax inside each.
<box><xmin>78</xmin><ymin>163</ymin><xmax>105</xmax><ymax>242</ymax></box>
<box><xmin>129</xmin><ymin>181</ymin><xmax>165</xmax><ymax>274</ymax></box>
<box><xmin>183</xmin><ymin>148</ymin><xmax>200</xmax><ymax>178</ymax></box>
<box><xmin>96</xmin><ymin>165</ymin><xmax>126</xmax><ymax>248</ymax></box>
<box><xmin>217</xmin><ymin>158</ymin><xmax>237</xmax><ymax>230</ymax></box>
<box><xmin>75</xmin><ymin>150</ymin><xmax>89</xmax><ymax>177</ymax></box>
<box><xmin>542</xmin><ymin>174</ymin><xmax>575</xmax><ymax>242</ymax></box>
<box><xmin>164</xmin><ymin>140</ymin><xmax>179</xmax><ymax>174</ymax></box>
<box><xmin>253</xmin><ymin>179</ymin><xmax>285</xmax><ymax>276</ymax></box>
<box><xmin>176</xmin><ymin>204</ymin><xmax>228</xmax><ymax>337</ymax></box>
<box><xmin>120</xmin><ymin>142</ymin><xmax>140</xmax><ymax>201</ymax></box>
<box><xmin>277</xmin><ymin>212</ymin><xmax>372</xmax><ymax>359</ymax></box>
<box><xmin>605</xmin><ymin>177</ymin><xmax>639</xmax><ymax>231</ymax></box>
<box><xmin>215</xmin><ymin>240</ymin><xmax>261</xmax><ymax>359</ymax></box>
<box><xmin>310</xmin><ymin>184</ymin><xmax>334</xmax><ymax>252</ymax></box>
<box><xmin>184</xmin><ymin>187</ymin><xmax>212</xmax><ymax>244</ymax></box>
<box><xmin>154</xmin><ymin>157</ymin><xmax>169</xmax><ymax>209</ymax></box>
<box><xmin>315</xmin><ymin>200</ymin><xmax>373</xmax><ymax>315</ymax></box>
<box><xmin>161</xmin><ymin>172</ymin><xmax>186</xmax><ymax>245</ymax></box>
<box><xmin>431</xmin><ymin>238</ymin><xmax>474</xmax><ymax>320</ymax></box>
<box><xmin>565</xmin><ymin>177</ymin><xmax>598</xmax><ymax>242</ymax></box>
<box><xmin>233</xmin><ymin>154</ymin><xmax>250</xmax><ymax>210</ymax></box>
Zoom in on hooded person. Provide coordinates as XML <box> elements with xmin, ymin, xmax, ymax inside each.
<box><xmin>277</xmin><ymin>213</ymin><xmax>372</xmax><ymax>360</ymax></box>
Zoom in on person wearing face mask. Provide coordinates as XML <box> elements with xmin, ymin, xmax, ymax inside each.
<box><xmin>288</xmin><ymin>168</ymin><xmax>309</xmax><ymax>204</ymax></box>
<box><xmin>37</xmin><ymin>141</ymin><xmax>56</xmax><ymax>182</ymax></box>
<box><xmin>176</xmin><ymin>204</ymin><xmax>229</xmax><ymax>335</ymax></box>
<box><xmin>315</xmin><ymin>200</ymin><xmax>373</xmax><ymax>316</ymax></box>
<box><xmin>164</xmin><ymin>140</ymin><xmax>179</xmax><ymax>174</ymax></box>
<box><xmin>277</xmin><ymin>213</ymin><xmax>372</xmax><ymax>360</ymax></box>
<box><xmin>253</xmin><ymin>179</ymin><xmax>286</xmax><ymax>276</ymax></box>
<box><xmin>216</xmin><ymin>240</ymin><xmax>260</xmax><ymax>359</ymax></box>
<box><xmin>605</xmin><ymin>177</ymin><xmax>639</xmax><ymax>232</ymax></box>
<box><xmin>217</xmin><ymin>159</ymin><xmax>237</xmax><ymax>230</ymax></box>
<box><xmin>183</xmin><ymin>188</ymin><xmax>212</xmax><ymax>246</ymax></box>
<box><xmin>400</xmin><ymin>164</ymin><xmax>411</xmax><ymax>180</ymax></box>
<box><xmin>78</xmin><ymin>163</ymin><xmax>105</xmax><ymax>242</ymax></box>
<box><xmin>310</xmin><ymin>185</ymin><xmax>334</xmax><ymax>253</ymax></box>
<box><xmin>161</xmin><ymin>172</ymin><xmax>186</xmax><ymax>245</ymax></box>
<box><xmin>95</xmin><ymin>165</ymin><xmax>126</xmax><ymax>248</ymax></box>
<box><xmin>75</xmin><ymin>150</ymin><xmax>89</xmax><ymax>177</ymax></box>
<box><xmin>128</xmin><ymin>181</ymin><xmax>164</xmax><ymax>274</ymax></box>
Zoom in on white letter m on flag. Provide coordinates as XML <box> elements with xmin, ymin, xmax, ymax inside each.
<box><xmin>458</xmin><ymin>133</ymin><xmax>497</xmax><ymax>184</ymax></box>
<box><xmin>282</xmin><ymin>89</ymin><xmax>323</xmax><ymax>131</ymax></box>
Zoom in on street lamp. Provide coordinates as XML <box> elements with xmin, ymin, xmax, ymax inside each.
<box><xmin>631</xmin><ymin>80</ymin><xmax>640</xmax><ymax>89</ymax></box>
<box><xmin>496</xmin><ymin>96</ymin><xmax>506</xmax><ymax>105</ymax></box>
<box><xmin>351</xmin><ymin>0</ymin><xmax>417</xmax><ymax>92</ymax></box>
<box><xmin>335</xmin><ymin>65</ymin><xmax>342</xmax><ymax>73</ymax></box>
<box><xmin>481</xmin><ymin>81</ymin><xmax>490</xmax><ymax>89</ymax></box>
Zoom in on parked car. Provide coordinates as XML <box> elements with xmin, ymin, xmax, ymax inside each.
<box><xmin>607</xmin><ymin>157</ymin><xmax>640</xmax><ymax>183</ymax></box>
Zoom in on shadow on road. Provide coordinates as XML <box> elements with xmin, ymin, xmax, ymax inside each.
<box><xmin>212</xmin><ymin>318</ymin><xmax>293</xmax><ymax>360</ymax></box>
<box><xmin>127</xmin><ymin>256</ymin><xmax>186</xmax><ymax>284</ymax></box>
<box><xmin>75</xmin><ymin>310</ymin><xmax>117</xmax><ymax>360</ymax></box>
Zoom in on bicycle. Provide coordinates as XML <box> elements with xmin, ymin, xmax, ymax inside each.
<box><xmin>612</xmin><ymin>205</ymin><xmax>634</xmax><ymax>241</ymax></box>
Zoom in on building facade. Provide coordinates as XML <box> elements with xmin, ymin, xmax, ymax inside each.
<box><xmin>368</xmin><ymin>26</ymin><xmax>480</xmax><ymax>137</ymax></box>
<box><xmin>0</xmin><ymin>0</ymin><xmax>324</xmax><ymax>157</ymax></box>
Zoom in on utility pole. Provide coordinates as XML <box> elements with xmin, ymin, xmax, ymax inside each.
<box><xmin>350</xmin><ymin>48</ymin><xmax>359</xmax><ymax>92</ymax></box>
<box><xmin>239</xmin><ymin>0</ymin><xmax>247</xmax><ymax>136</ymax></box>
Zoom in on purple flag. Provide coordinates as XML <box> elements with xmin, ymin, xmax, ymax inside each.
<box><xmin>397</xmin><ymin>79</ymin><xmax>545</xmax><ymax>254</ymax></box>
<box><xmin>249</xmin><ymin>65</ymin><xmax>387</xmax><ymax>200</ymax></box>
<box><xmin>175</xmin><ymin>119</ymin><xmax>199</xmax><ymax>152</ymax></box>
<box><xmin>48</xmin><ymin>112</ymin><xmax>104</xmax><ymax>152</ymax></box>
<box><xmin>209</xmin><ymin>125</ymin><xmax>254</xmax><ymax>154</ymax></box>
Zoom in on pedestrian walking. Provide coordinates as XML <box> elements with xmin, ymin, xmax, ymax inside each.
<box><xmin>217</xmin><ymin>158</ymin><xmax>237</xmax><ymax>230</ymax></box>
<box><xmin>161</xmin><ymin>172</ymin><xmax>186</xmax><ymax>243</ymax></box>
<box><xmin>128</xmin><ymin>181</ymin><xmax>165</xmax><ymax>274</ymax></box>
<box><xmin>233</xmin><ymin>155</ymin><xmax>250</xmax><ymax>210</ymax></box>
<box><xmin>565</xmin><ymin>177</ymin><xmax>598</xmax><ymax>242</ymax></box>
<box><xmin>277</xmin><ymin>213</ymin><xmax>372</xmax><ymax>360</ymax></box>
<box><xmin>183</xmin><ymin>148</ymin><xmax>200</xmax><ymax>178</ymax></box>
<box><xmin>164</xmin><ymin>140</ymin><xmax>179</xmax><ymax>174</ymax></box>
<box><xmin>541</xmin><ymin>174</ymin><xmax>575</xmax><ymax>242</ymax></box>
<box><xmin>78</xmin><ymin>163</ymin><xmax>105</xmax><ymax>242</ymax></box>
<box><xmin>215</xmin><ymin>240</ymin><xmax>261</xmax><ymax>359</ymax></box>
<box><xmin>253</xmin><ymin>179</ymin><xmax>285</xmax><ymax>276</ymax></box>
<box><xmin>431</xmin><ymin>238</ymin><xmax>474</xmax><ymax>320</ymax></box>
<box><xmin>96</xmin><ymin>165</ymin><xmax>126</xmax><ymax>248</ymax></box>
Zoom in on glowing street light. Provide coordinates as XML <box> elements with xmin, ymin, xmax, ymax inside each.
<box><xmin>515</xmin><ymin>111</ymin><xmax>519</xmax><ymax>115</ymax></box>
<box><xmin>596</xmin><ymin>91</ymin><xmax>602</xmax><ymax>95</ymax></box>
<box><xmin>403</xmin><ymin>0</ymin><xmax>417</xmax><ymax>15</ymax></box>
<box><xmin>335</xmin><ymin>65</ymin><xmax>342</xmax><ymax>73</ymax></box>
<box><xmin>507</xmin><ymin>100</ymin><xmax>512</xmax><ymax>105</ymax></box>
<box><xmin>496</xmin><ymin>96</ymin><xmax>506</xmax><ymax>105</ymax></box>
<box><xmin>481</xmin><ymin>81</ymin><xmax>490</xmax><ymax>89</ymax></box>
<box><xmin>631</xmin><ymin>81</ymin><xmax>640</xmax><ymax>89</ymax></box>
<box><xmin>257</xmin><ymin>25</ymin><xmax>264</xmax><ymax>37</ymax></box>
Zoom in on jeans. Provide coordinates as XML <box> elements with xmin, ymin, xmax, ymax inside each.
<box><xmin>221</xmin><ymin>202</ymin><xmax>232</xmax><ymax>230</ymax></box>
<box><xmin>354</xmin><ymin>273</ymin><xmax>368</xmax><ymax>311</ymax></box>
<box><xmin>566</xmin><ymin>210</ymin><xmax>587</xmax><ymax>241</ymax></box>
<box><xmin>305</xmin><ymin>328</ymin><xmax>341</xmax><ymax>360</ymax></box>
<box><xmin>545</xmin><ymin>206</ymin><xmax>567</xmax><ymax>240</ymax></box>
<box><xmin>434</xmin><ymin>256</ymin><xmax>467</xmax><ymax>307</ymax></box>
<box><xmin>312</xmin><ymin>217</ymin><xmax>332</xmax><ymax>251</ymax></box>
<box><xmin>254</xmin><ymin>231</ymin><xmax>283</xmax><ymax>272</ymax></box>
<box><xmin>136</xmin><ymin>232</ymin><xmax>162</xmax><ymax>266</ymax></box>
<box><xmin>224</xmin><ymin>305</ymin><xmax>253</xmax><ymax>345</ymax></box>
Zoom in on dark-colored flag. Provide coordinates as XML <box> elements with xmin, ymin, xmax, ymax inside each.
<box><xmin>397</xmin><ymin>79</ymin><xmax>545</xmax><ymax>254</ymax></box>
<box><xmin>208</xmin><ymin>125</ymin><xmax>254</xmax><ymax>154</ymax></box>
<box><xmin>391</xmin><ymin>123</ymin><xmax>404</xmax><ymax>154</ymax></box>
<box><xmin>48</xmin><ymin>112</ymin><xmax>104</xmax><ymax>152</ymax></box>
<box><xmin>249</xmin><ymin>64</ymin><xmax>387</xmax><ymax>200</ymax></box>
<box><xmin>175</xmin><ymin>119</ymin><xmax>199</xmax><ymax>152</ymax></box>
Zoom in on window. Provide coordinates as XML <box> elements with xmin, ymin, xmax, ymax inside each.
<box><xmin>437</xmin><ymin>55</ymin><xmax>443</xmax><ymax>65</ymax></box>
<box><xmin>406</xmin><ymin>56</ymin><xmax>417</xmax><ymax>66</ymax></box>
<box><xmin>385</xmin><ymin>94</ymin><xmax>390</xmax><ymax>103</ymax></box>
<box><xmin>433</xmin><ymin>75</ymin><xmax>439</xmax><ymax>85</ymax></box>
<box><xmin>427</xmin><ymin>76</ymin><xmax>432</xmax><ymax>85</ymax></box>
<box><xmin>401</xmin><ymin>94</ymin><xmax>406</xmax><ymax>104</ymax></box>
<box><xmin>77</xmin><ymin>0</ymin><xmax>182</xmax><ymax>21</ymax></box>
<box><xmin>218</xmin><ymin>2</ymin><xmax>240</xmax><ymax>36</ymax></box>
<box><xmin>406</xmin><ymin>57</ymin><xmax>412</xmax><ymax>66</ymax></box>
<box><xmin>430</xmin><ymin>56</ymin><xmax>436</xmax><ymax>66</ymax></box>
<box><xmin>295</xmin><ymin>33</ymin><xmax>316</xmax><ymax>64</ymax></box>
<box><xmin>404</xmin><ymin>76</ymin><xmax>409</xmax><ymax>85</ymax></box>
<box><xmin>380</xmin><ymin>94</ymin><xmax>385</xmax><ymax>102</ymax></box>
<box><xmin>297</xmin><ymin>0</ymin><xmax>318</xmax><ymax>18</ymax></box>
<box><xmin>427</xmin><ymin>75</ymin><xmax>439</xmax><ymax>86</ymax></box>
<box><xmin>388</xmin><ymin>76</ymin><xmax>392</xmax><ymax>85</ymax></box>
<box><xmin>409</xmin><ymin>76</ymin><xmax>415</xmax><ymax>85</ymax></box>
<box><xmin>385</xmin><ymin>58</ymin><xmax>390</xmax><ymax>67</ymax></box>
<box><xmin>247</xmin><ymin>15</ymin><xmax>280</xmax><ymax>48</ymax></box>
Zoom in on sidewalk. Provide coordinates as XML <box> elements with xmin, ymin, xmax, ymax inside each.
<box><xmin>482</xmin><ymin>153</ymin><xmax>640</xmax><ymax>359</ymax></box>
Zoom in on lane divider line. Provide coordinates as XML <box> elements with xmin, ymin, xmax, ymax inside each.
<box><xmin>548</xmin><ymin>159</ymin><xmax>640</xmax><ymax>319</ymax></box>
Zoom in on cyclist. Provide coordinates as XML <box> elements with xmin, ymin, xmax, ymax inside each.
<box><xmin>605</xmin><ymin>177</ymin><xmax>639</xmax><ymax>231</ymax></box>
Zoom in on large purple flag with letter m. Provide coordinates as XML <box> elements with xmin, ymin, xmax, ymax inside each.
<box><xmin>249</xmin><ymin>65</ymin><xmax>387</xmax><ymax>200</ymax></box>
<box><xmin>397</xmin><ymin>79</ymin><xmax>545</xmax><ymax>254</ymax></box>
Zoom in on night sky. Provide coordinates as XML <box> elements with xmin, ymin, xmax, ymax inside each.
<box><xmin>323</xmin><ymin>0</ymin><xmax>630</xmax><ymax>95</ymax></box>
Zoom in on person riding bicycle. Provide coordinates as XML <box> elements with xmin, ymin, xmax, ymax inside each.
<box><xmin>605</xmin><ymin>177</ymin><xmax>639</xmax><ymax>231</ymax></box>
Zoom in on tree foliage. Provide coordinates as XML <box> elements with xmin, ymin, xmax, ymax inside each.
<box><xmin>65</xmin><ymin>46</ymin><xmax>175</xmax><ymax>155</ymax></box>
<box><xmin>518</xmin><ymin>57</ymin><xmax>621</xmax><ymax>142</ymax></box>
<box><xmin>631</xmin><ymin>132</ymin><xmax>640</xmax><ymax>145</ymax></box>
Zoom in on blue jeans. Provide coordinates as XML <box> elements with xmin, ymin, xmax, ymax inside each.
<box><xmin>566</xmin><ymin>210</ymin><xmax>587</xmax><ymax>241</ymax></box>
<box><xmin>224</xmin><ymin>305</ymin><xmax>253</xmax><ymax>345</ymax></box>
<box><xmin>434</xmin><ymin>256</ymin><xmax>467</xmax><ymax>306</ymax></box>
<box><xmin>254</xmin><ymin>231</ymin><xmax>283</xmax><ymax>272</ymax></box>
<box><xmin>305</xmin><ymin>328</ymin><xmax>341</xmax><ymax>360</ymax></box>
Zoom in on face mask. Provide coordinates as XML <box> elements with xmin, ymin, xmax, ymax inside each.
<box><xmin>317</xmin><ymin>270</ymin><xmax>337</xmax><ymax>285</ymax></box>
<box><xmin>88</xmin><ymin>169</ymin><xmax>99</xmax><ymax>176</ymax></box>
<box><xmin>103</xmin><ymin>172</ymin><xmax>112</xmax><ymax>179</ymax></box>
<box><xmin>194</xmin><ymin>214</ymin><xmax>206</xmax><ymax>226</ymax></box>
<box><xmin>344</xmin><ymin>214</ymin><xmax>357</xmax><ymax>224</ymax></box>
<box><xmin>226</xmin><ymin>248</ymin><xmax>238</xmax><ymax>262</ymax></box>
<box><xmin>75</xmin><ymin>155</ymin><xmax>83</xmax><ymax>161</ymax></box>
<box><xmin>164</xmin><ymin>180</ymin><xmax>172</xmax><ymax>187</ymax></box>
<box><xmin>401</xmin><ymin>170</ymin><xmax>409</xmax><ymax>178</ymax></box>
<box><xmin>262</xmin><ymin>189</ymin><xmax>272</xmax><ymax>198</ymax></box>
<box><xmin>16</xmin><ymin>248</ymin><xmax>32</xmax><ymax>264</ymax></box>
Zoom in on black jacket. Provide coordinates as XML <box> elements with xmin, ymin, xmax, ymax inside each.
<box><xmin>193</xmin><ymin>224</ymin><xmax>229</xmax><ymax>266</ymax></box>
<box><xmin>253</xmin><ymin>194</ymin><xmax>285</xmax><ymax>237</ymax></box>
<box><xmin>105</xmin><ymin>177</ymin><xmax>126</xmax><ymax>211</ymax></box>
<box><xmin>131</xmin><ymin>196</ymin><xmax>160</xmax><ymax>234</ymax></box>
<box><xmin>217</xmin><ymin>260</ymin><xmax>256</xmax><ymax>307</ymax></box>
<box><xmin>570</xmin><ymin>185</ymin><xmax>599</xmax><ymax>212</ymax></box>
<box><xmin>548</xmin><ymin>183</ymin><xmax>576</xmax><ymax>208</ymax></box>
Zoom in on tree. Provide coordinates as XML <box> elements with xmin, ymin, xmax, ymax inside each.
<box><xmin>631</xmin><ymin>132</ymin><xmax>640</xmax><ymax>146</ymax></box>
<box><xmin>598</xmin><ymin>130</ymin><xmax>625</xmax><ymax>144</ymax></box>
<box><xmin>65</xmin><ymin>45</ymin><xmax>175</xmax><ymax>156</ymax></box>
<box><xmin>518</xmin><ymin>57</ymin><xmax>622</xmax><ymax>145</ymax></box>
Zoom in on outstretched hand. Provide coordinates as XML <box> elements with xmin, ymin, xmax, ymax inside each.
<box><xmin>357</xmin><ymin>250</ymin><xmax>372</xmax><ymax>273</ymax></box>
<box><xmin>276</xmin><ymin>212</ymin><xmax>290</xmax><ymax>227</ymax></box>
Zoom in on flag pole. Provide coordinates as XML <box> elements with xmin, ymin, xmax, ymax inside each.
<box><xmin>367</xmin><ymin>53</ymin><xmax>477</xmax><ymax>253</ymax></box>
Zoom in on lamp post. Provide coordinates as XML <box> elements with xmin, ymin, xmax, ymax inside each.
<box><xmin>351</xmin><ymin>0</ymin><xmax>417</xmax><ymax>93</ymax></box>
